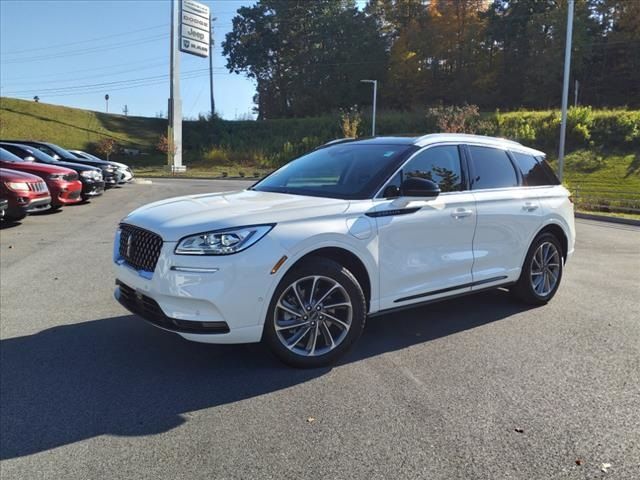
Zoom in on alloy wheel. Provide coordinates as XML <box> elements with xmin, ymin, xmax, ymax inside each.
<box><xmin>530</xmin><ymin>241</ymin><xmax>561</xmax><ymax>297</ymax></box>
<box><xmin>274</xmin><ymin>275</ymin><xmax>353</xmax><ymax>357</ymax></box>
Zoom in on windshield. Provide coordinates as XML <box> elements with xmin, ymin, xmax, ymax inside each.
<box><xmin>252</xmin><ymin>143</ymin><xmax>414</xmax><ymax>199</ymax></box>
<box><xmin>0</xmin><ymin>147</ymin><xmax>25</xmax><ymax>163</ymax></box>
<box><xmin>1</xmin><ymin>144</ymin><xmax>57</xmax><ymax>163</ymax></box>
<box><xmin>45</xmin><ymin>143</ymin><xmax>77</xmax><ymax>159</ymax></box>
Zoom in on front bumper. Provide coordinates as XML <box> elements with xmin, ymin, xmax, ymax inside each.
<box><xmin>113</xmin><ymin>231</ymin><xmax>287</xmax><ymax>344</ymax></box>
<box><xmin>50</xmin><ymin>181</ymin><xmax>83</xmax><ymax>206</ymax></box>
<box><xmin>81</xmin><ymin>179</ymin><xmax>105</xmax><ymax>197</ymax></box>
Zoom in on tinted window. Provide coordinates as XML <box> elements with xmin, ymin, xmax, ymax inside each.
<box><xmin>512</xmin><ymin>152</ymin><xmax>559</xmax><ymax>186</ymax></box>
<box><xmin>468</xmin><ymin>146</ymin><xmax>518</xmax><ymax>190</ymax></box>
<box><xmin>535</xmin><ymin>155</ymin><xmax>561</xmax><ymax>185</ymax></box>
<box><xmin>253</xmin><ymin>144</ymin><xmax>412</xmax><ymax>199</ymax></box>
<box><xmin>403</xmin><ymin>145</ymin><xmax>463</xmax><ymax>192</ymax></box>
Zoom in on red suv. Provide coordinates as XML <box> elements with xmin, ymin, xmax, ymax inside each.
<box><xmin>0</xmin><ymin>147</ymin><xmax>82</xmax><ymax>209</ymax></box>
<box><xmin>0</xmin><ymin>168</ymin><xmax>51</xmax><ymax>221</ymax></box>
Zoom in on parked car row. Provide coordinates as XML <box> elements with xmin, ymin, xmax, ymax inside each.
<box><xmin>0</xmin><ymin>140</ymin><xmax>134</xmax><ymax>223</ymax></box>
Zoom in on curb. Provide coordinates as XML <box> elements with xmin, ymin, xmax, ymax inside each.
<box><xmin>575</xmin><ymin>212</ymin><xmax>640</xmax><ymax>227</ymax></box>
<box><xmin>133</xmin><ymin>175</ymin><xmax>258</xmax><ymax>181</ymax></box>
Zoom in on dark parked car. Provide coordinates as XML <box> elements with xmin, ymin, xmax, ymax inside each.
<box><xmin>0</xmin><ymin>147</ymin><xmax>82</xmax><ymax>209</ymax></box>
<box><xmin>0</xmin><ymin>198</ymin><xmax>8</xmax><ymax>219</ymax></box>
<box><xmin>3</xmin><ymin>140</ymin><xmax>119</xmax><ymax>187</ymax></box>
<box><xmin>69</xmin><ymin>150</ymin><xmax>129</xmax><ymax>184</ymax></box>
<box><xmin>0</xmin><ymin>168</ymin><xmax>51</xmax><ymax>221</ymax></box>
<box><xmin>0</xmin><ymin>142</ymin><xmax>104</xmax><ymax>200</ymax></box>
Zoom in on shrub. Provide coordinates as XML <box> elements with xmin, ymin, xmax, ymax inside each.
<box><xmin>221</xmin><ymin>171</ymin><xmax>228</xmax><ymax>178</ymax></box>
<box><xmin>426</xmin><ymin>104</ymin><xmax>480</xmax><ymax>133</ymax></box>
<box><xmin>565</xmin><ymin>150</ymin><xmax>606</xmax><ymax>173</ymax></box>
<box><xmin>95</xmin><ymin>137</ymin><xmax>117</xmax><ymax>160</ymax></box>
<box><xmin>238</xmin><ymin>171</ymin><xmax>245</xmax><ymax>178</ymax></box>
<box><xmin>339</xmin><ymin>106</ymin><xmax>361</xmax><ymax>138</ymax></box>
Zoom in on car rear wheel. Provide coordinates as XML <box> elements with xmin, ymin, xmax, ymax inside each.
<box><xmin>512</xmin><ymin>232</ymin><xmax>564</xmax><ymax>305</ymax></box>
<box><xmin>264</xmin><ymin>258</ymin><xmax>366</xmax><ymax>368</ymax></box>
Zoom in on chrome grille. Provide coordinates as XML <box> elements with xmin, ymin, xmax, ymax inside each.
<box><xmin>119</xmin><ymin>224</ymin><xmax>163</xmax><ymax>272</ymax></box>
<box><xmin>28</xmin><ymin>182</ymin><xmax>47</xmax><ymax>192</ymax></box>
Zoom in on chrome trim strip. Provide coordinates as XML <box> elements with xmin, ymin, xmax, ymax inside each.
<box><xmin>170</xmin><ymin>266</ymin><xmax>220</xmax><ymax>273</ymax></box>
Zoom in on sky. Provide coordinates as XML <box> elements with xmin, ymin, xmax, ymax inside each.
<box><xmin>0</xmin><ymin>0</ymin><xmax>258</xmax><ymax>119</ymax></box>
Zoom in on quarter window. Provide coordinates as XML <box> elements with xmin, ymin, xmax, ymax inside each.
<box><xmin>468</xmin><ymin>146</ymin><xmax>518</xmax><ymax>190</ymax></box>
<box><xmin>402</xmin><ymin>145</ymin><xmax>463</xmax><ymax>192</ymax></box>
<box><xmin>512</xmin><ymin>152</ymin><xmax>559</xmax><ymax>186</ymax></box>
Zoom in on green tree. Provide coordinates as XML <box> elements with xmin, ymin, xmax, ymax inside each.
<box><xmin>223</xmin><ymin>0</ymin><xmax>387</xmax><ymax>119</ymax></box>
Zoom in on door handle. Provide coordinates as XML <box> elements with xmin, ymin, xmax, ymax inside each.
<box><xmin>523</xmin><ymin>202</ymin><xmax>539</xmax><ymax>212</ymax></box>
<box><xmin>451</xmin><ymin>208</ymin><xmax>473</xmax><ymax>219</ymax></box>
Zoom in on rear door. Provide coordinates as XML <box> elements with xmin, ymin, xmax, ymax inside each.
<box><xmin>466</xmin><ymin>144</ymin><xmax>544</xmax><ymax>287</ymax></box>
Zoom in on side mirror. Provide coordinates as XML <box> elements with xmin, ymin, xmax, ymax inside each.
<box><xmin>401</xmin><ymin>177</ymin><xmax>440</xmax><ymax>197</ymax></box>
<box><xmin>53</xmin><ymin>154</ymin><xmax>61</xmax><ymax>160</ymax></box>
<box><xmin>382</xmin><ymin>184</ymin><xmax>401</xmax><ymax>198</ymax></box>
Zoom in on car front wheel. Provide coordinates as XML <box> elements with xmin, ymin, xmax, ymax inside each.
<box><xmin>263</xmin><ymin>258</ymin><xmax>366</xmax><ymax>368</ymax></box>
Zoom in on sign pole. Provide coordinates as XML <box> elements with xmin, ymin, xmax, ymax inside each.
<box><xmin>168</xmin><ymin>0</ymin><xmax>184</xmax><ymax>172</ymax></box>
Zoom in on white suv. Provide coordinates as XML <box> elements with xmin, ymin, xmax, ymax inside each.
<box><xmin>114</xmin><ymin>134</ymin><xmax>575</xmax><ymax>367</ymax></box>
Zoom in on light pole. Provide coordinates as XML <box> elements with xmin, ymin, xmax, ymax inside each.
<box><xmin>558</xmin><ymin>0</ymin><xmax>574</xmax><ymax>182</ymax></box>
<box><xmin>361</xmin><ymin>79</ymin><xmax>377</xmax><ymax>137</ymax></box>
<box><xmin>105</xmin><ymin>94</ymin><xmax>109</xmax><ymax>113</ymax></box>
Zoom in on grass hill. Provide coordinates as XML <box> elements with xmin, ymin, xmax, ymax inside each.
<box><xmin>0</xmin><ymin>97</ymin><xmax>165</xmax><ymax>159</ymax></box>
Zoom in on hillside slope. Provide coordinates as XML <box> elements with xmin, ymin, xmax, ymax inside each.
<box><xmin>0</xmin><ymin>97</ymin><xmax>165</xmax><ymax>152</ymax></box>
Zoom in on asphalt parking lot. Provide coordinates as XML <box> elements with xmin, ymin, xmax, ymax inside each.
<box><xmin>1</xmin><ymin>179</ymin><xmax>638</xmax><ymax>480</ymax></box>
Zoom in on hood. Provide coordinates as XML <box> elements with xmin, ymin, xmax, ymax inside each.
<box><xmin>40</xmin><ymin>159</ymin><xmax>99</xmax><ymax>172</ymax></box>
<box><xmin>0</xmin><ymin>160</ymin><xmax>72</xmax><ymax>176</ymax></box>
<box><xmin>122</xmin><ymin>189</ymin><xmax>350</xmax><ymax>241</ymax></box>
<box><xmin>0</xmin><ymin>167</ymin><xmax>43</xmax><ymax>182</ymax></box>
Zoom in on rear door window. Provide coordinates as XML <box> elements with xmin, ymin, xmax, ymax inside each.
<box><xmin>512</xmin><ymin>152</ymin><xmax>560</xmax><ymax>186</ymax></box>
<box><xmin>468</xmin><ymin>146</ymin><xmax>518</xmax><ymax>190</ymax></box>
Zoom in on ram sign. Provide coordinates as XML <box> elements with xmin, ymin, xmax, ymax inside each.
<box><xmin>179</xmin><ymin>0</ymin><xmax>210</xmax><ymax>58</ymax></box>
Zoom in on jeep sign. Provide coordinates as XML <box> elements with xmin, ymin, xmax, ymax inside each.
<box><xmin>179</xmin><ymin>0</ymin><xmax>210</xmax><ymax>58</ymax></box>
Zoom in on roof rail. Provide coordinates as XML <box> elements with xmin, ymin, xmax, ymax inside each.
<box><xmin>315</xmin><ymin>137</ymin><xmax>356</xmax><ymax>150</ymax></box>
<box><xmin>414</xmin><ymin>133</ymin><xmax>524</xmax><ymax>146</ymax></box>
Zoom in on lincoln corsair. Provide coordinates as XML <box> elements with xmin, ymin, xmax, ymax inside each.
<box><xmin>114</xmin><ymin>134</ymin><xmax>575</xmax><ymax>367</ymax></box>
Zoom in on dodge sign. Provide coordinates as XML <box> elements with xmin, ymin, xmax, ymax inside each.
<box><xmin>179</xmin><ymin>0</ymin><xmax>210</xmax><ymax>58</ymax></box>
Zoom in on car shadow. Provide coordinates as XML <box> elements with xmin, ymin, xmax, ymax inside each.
<box><xmin>0</xmin><ymin>289</ymin><xmax>533</xmax><ymax>460</ymax></box>
<box><xmin>0</xmin><ymin>219</ymin><xmax>23</xmax><ymax>229</ymax></box>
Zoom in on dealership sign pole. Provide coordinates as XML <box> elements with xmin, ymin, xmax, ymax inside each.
<box><xmin>168</xmin><ymin>0</ymin><xmax>211</xmax><ymax>173</ymax></box>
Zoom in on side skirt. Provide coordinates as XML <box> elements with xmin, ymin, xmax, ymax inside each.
<box><xmin>368</xmin><ymin>282</ymin><xmax>515</xmax><ymax>318</ymax></box>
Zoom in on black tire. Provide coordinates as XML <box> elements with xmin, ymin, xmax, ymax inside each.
<box><xmin>512</xmin><ymin>232</ymin><xmax>564</xmax><ymax>305</ymax></box>
<box><xmin>4</xmin><ymin>211</ymin><xmax>26</xmax><ymax>222</ymax></box>
<box><xmin>263</xmin><ymin>257</ymin><xmax>367</xmax><ymax>368</ymax></box>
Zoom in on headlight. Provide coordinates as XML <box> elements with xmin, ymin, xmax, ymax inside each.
<box><xmin>175</xmin><ymin>224</ymin><xmax>274</xmax><ymax>255</ymax></box>
<box><xmin>5</xmin><ymin>181</ymin><xmax>29</xmax><ymax>192</ymax></box>
<box><xmin>80</xmin><ymin>170</ymin><xmax>102</xmax><ymax>180</ymax></box>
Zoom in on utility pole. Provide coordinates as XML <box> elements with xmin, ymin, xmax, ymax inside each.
<box><xmin>209</xmin><ymin>15</ymin><xmax>216</xmax><ymax>119</ymax></box>
<box><xmin>168</xmin><ymin>0</ymin><xmax>184</xmax><ymax>172</ymax></box>
<box><xmin>123</xmin><ymin>104</ymin><xmax>129</xmax><ymax>116</ymax></box>
<box><xmin>105</xmin><ymin>94</ymin><xmax>109</xmax><ymax>113</ymax></box>
<box><xmin>574</xmin><ymin>80</ymin><xmax>579</xmax><ymax>107</ymax></box>
<box><xmin>360</xmin><ymin>79</ymin><xmax>378</xmax><ymax>136</ymax></box>
<box><xmin>558</xmin><ymin>0</ymin><xmax>574</xmax><ymax>182</ymax></box>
